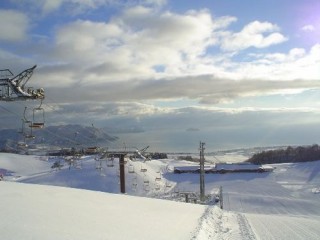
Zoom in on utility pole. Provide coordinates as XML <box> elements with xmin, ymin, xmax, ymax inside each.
<box><xmin>199</xmin><ymin>141</ymin><xmax>205</xmax><ymax>202</ymax></box>
<box><xmin>119</xmin><ymin>154</ymin><xmax>126</xmax><ymax>193</ymax></box>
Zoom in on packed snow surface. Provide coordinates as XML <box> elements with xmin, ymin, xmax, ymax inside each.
<box><xmin>0</xmin><ymin>152</ymin><xmax>319</xmax><ymax>239</ymax></box>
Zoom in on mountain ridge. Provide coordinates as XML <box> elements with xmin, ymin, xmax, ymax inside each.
<box><xmin>0</xmin><ymin>124</ymin><xmax>118</xmax><ymax>152</ymax></box>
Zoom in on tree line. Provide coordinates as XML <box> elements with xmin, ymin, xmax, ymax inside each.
<box><xmin>247</xmin><ymin>144</ymin><xmax>320</xmax><ymax>164</ymax></box>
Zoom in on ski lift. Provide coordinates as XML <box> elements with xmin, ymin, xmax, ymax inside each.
<box><xmin>95</xmin><ymin>158</ymin><xmax>106</xmax><ymax>176</ymax></box>
<box><xmin>87</xmin><ymin>124</ymin><xmax>100</xmax><ymax>152</ymax></box>
<box><xmin>30</xmin><ymin>99</ymin><xmax>45</xmax><ymax>129</ymax></box>
<box><xmin>95</xmin><ymin>158</ymin><xmax>103</xmax><ymax>170</ymax></box>
<box><xmin>67</xmin><ymin>157</ymin><xmax>74</xmax><ymax>170</ymax></box>
<box><xmin>85</xmin><ymin>146</ymin><xmax>99</xmax><ymax>154</ymax></box>
<box><xmin>117</xmin><ymin>169</ymin><xmax>121</xmax><ymax>184</ymax></box>
<box><xmin>51</xmin><ymin>160</ymin><xmax>63</xmax><ymax>170</ymax></box>
<box><xmin>128</xmin><ymin>164</ymin><xmax>135</xmax><ymax>173</ymax></box>
<box><xmin>144</xmin><ymin>184</ymin><xmax>150</xmax><ymax>192</ymax></box>
<box><xmin>143</xmin><ymin>175</ymin><xmax>149</xmax><ymax>185</ymax></box>
<box><xmin>74</xmin><ymin>154</ymin><xmax>82</xmax><ymax>169</ymax></box>
<box><xmin>17</xmin><ymin>141</ymin><xmax>28</xmax><ymax>148</ymax></box>
<box><xmin>155</xmin><ymin>172</ymin><xmax>162</xmax><ymax>181</ymax></box>
<box><xmin>75</xmin><ymin>162</ymin><xmax>82</xmax><ymax>169</ymax></box>
<box><xmin>100</xmin><ymin>169</ymin><xmax>106</xmax><ymax>177</ymax></box>
<box><xmin>140</xmin><ymin>164</ymin><xmax>147</xmax><ymax>173</ymax></box>
<box><xmin>165</xmin><ymin>181</ymin><xmax>172</xmax><ymax>188</ymax></box>
<box><xmin>21</xmin><ymin>107</ymin><xmax>35</xmax><ymax>139</ymax></box>
<box><xmin>132</xmin><ymin>175</ymin><xmax>138</xmax><ymax>191</ymax></box>
<box><xmin>0</xmin><ymin>65</ymin><xmax>45</xmax><ymax>101</ymax></box>
<box><xmin>155</xmin><ymin>183</ymin><xmax>161</xmax><ymax>191</ymax></box>
<box><xmin>17</xmin><ymin>116</ymin><xmax>28</xmax><ymax>148</ymax></box>
<box><xmin>107</xmin><ymin>156</ymin><xmax>114</xmax><ymax>167</ymax></box>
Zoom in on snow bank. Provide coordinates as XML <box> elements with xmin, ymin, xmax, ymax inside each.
<box><xmin>0</xmin><ymin>182</ymin><xmax>206</xmax><ymax>240</ymax></box>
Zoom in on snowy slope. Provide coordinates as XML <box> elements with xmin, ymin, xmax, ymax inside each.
<box><xmin>0</xmin><ymin>181</ymin><xmax>206</xmax><ymax>240</ymax></box>
<box><xmin>0</xmin><ymin>153</ymin><xmax>50</xmax><ymax>177</ymax></box>
<box><xmin>1</xmin><ymin>152</ymin><xmax>320</xmax><ymax>239</ymax></box>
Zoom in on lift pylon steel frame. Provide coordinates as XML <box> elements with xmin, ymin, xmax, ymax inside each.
<box><xmin>0</xmin><ymin>65</ymin><xmax>44</xmax><ymax>101</ymax></box>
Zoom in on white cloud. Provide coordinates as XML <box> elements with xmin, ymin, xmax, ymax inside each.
<box><xmin>220</xmin><ymin>43</ymin><xmax>319</xmax><ymax>84</ymax></box>
<box><xmin>0</xmin><ymin>10</ymin><xmax>29</xmax><ymax>42</ymax></box>
<box><xmin>117</xmin><ymin>7</ymin><xmax>217</xmax><ymax>55</ymax></box>
<box><xmin>10</xmin><ymin>0</ymin><xmax>165</xmax><ymax>16</ymax></box>
<box><xmin>301</xmin><ymin>24</ymin><xmax>315</xmax><ymax>32</ymax></box>
<box><xmin>2</xmin><ymin>4</ymin><xmax>320</xmax><ymax>108</ymax></box>
<box><xmin>50</xmin><ymin>7</ymin><xmax>230</xmax><ymax>82</ymax></box>
<box><xmin>55</xmin><ymin>20</ymin><xmax>123</xmax><ymax>52</ymax></box>
<box><xmin>259</xmin><ymin>48</ymin><xmax>306</xmax><ymax>63</ymax></box>
<box><xmin>40</xmin><ymin>71</ymin><xmax>320</xmax><ymax>106</ymax></box>
<box><xmin>31</xmin><ymin>5</ymin><xmax>319</xmax><ymax>105</ymax></box>
<box><xmin>142</xmin><ymin>0</ymin><xmax>167</xmax><ymax>7</ymax></box>
<box><xmin>220</xmin><ymin>21</ymin><xmax>288</xmax><ymax>51</ymax></box>
<box><xmin>41</xmin><ymin>0</ymin><xmax>64</xmax><ymax>13</ymax></box>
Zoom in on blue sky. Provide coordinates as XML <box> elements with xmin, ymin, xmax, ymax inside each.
<box><xmin>1</xmin><ymin>0</ymin><xmax>320</xmax><ymax>152</ymax></box>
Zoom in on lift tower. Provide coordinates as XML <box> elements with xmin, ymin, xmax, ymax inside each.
<box><xmin>0</xmin><ymin>65</ymin><xmax>44</xmax><ymax>101</ymax></box>
<box><xmin>199</xmin><ymin>141</ymin><xmax>205</xmax><ymax>202</ymax></box>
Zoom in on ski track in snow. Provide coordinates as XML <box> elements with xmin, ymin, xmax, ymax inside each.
<box><xmin>191</xmin><ymin>207</ymin><xmax>259</xmax><ymax>240</ymax></box>
<box><xmin>191</xmin><ymin>206</ymin><xmax>232</xmax><ymax>240</ymax></box>
<box><xmin>236</xmin><ymin>214</ymin><xmax>257</xmax><ymax>240</ymax></box>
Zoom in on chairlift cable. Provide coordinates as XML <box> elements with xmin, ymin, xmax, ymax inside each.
<box><xmin>0</xmin><ymin>105</ymin><xmax>21</xmax><ymax>117</ymax></box>
<box><xmin>41</xmin><ymin>127</ymin><xmax>81</xmax><ymax>146</ymax></box>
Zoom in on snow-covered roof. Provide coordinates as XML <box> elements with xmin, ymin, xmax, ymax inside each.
<box><xmin>215</xmin><ymin>163</ymin><xmax>262</xmax><ymax>170</ymax></box>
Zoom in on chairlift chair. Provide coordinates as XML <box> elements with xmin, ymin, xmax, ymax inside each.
<box><xmin>21</xmin><ymin>107</ymin><xmax>35</xmax><ymax>139</ymax></box>
<box><xmin>100</xmin><ymin>169</ymin><xmax>106</xmax><ymax>177</ymax></box>
<box><xmin>74</xmin><ymin>157</ymin><xmax>82</xmax><ymax>169</ymax></box>
<box><xmin>21</xmin><ymin>119</ymin><xmax>35</xmax><ymax>139</ymax></box>
<box><xmin>143</xmin><ymin>175</ymin><xmax>149</xmax><ymax>186</ymax></box>
<box><xmin>165</xmin><ymin>181</ymin><xmax>172</xmax><ymax>188</ymax></box>
<box><xmin>95</xmin><ymin>158</ymin><xmax>103</xmax><ymax>170</ymax></box>
<box><xmin>132</xmin><ymin>176</ymin><xmax>138</xmax><ymax>190</ymax></box>
<box><xmin>30</xmin><ymin>100</ymin><xmax>45</xmax><ymax>129</ymax></box>
<box><xmin>86</xmin><ymin>146</ymin><xmax>98</xmax><ymax>154</ymax></box>
<box><xmin>155</xmin><ymin>183</ymin><xmax>161</xmax><ymax>191</ymax></box>
<box><xmin>140</xmin><ymin>164</ymin><xmax>147</xmax><ymax>173</ymax></box>
<box><xmin>128</xmin><ymin>164</ymin><xmax>135</xmax><ymax>173</ymax></box>
<box><xmin>132</xmin><ymin>183</ymin><xmax>137</xmax><ymax>191</ymax></box>
<box><xmin>107</xmin><ymin>156</ymin><xmax>114</xmax><ymax>167</ymax></box>
<box><xmin>17</xmin><ymin>141</ymin><xmax>28</xmax><ymax>148</ymax></box>
<box><xmin>155</xmin><ymin>172</ymin><xmax>162</xmax><ymax>181</ymax></box>
<box><xmin>144</xmin><ymin>184</ymin><xmax>150</xmax><ymax>192</ymax></box>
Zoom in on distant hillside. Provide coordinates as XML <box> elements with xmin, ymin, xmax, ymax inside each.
<box><xmin>0</xmin><ymin>124</ymin><xmax>117</xmax><ymax>152</ymax></box>
<box><xmin>247</xmin><ymin>144</ymin><xmax>320</xmax><ymax>164</ymax></box>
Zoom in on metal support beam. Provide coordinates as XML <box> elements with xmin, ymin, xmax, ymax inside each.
<box><xmin>199</xmin><ymin>141</ymin><xmax>205</xmax><ymax>202</ymax></box>
<box><xmin>119</xmin><ymin>154</ymin><xmax>126</xmax><ymax>193</ymax></box>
